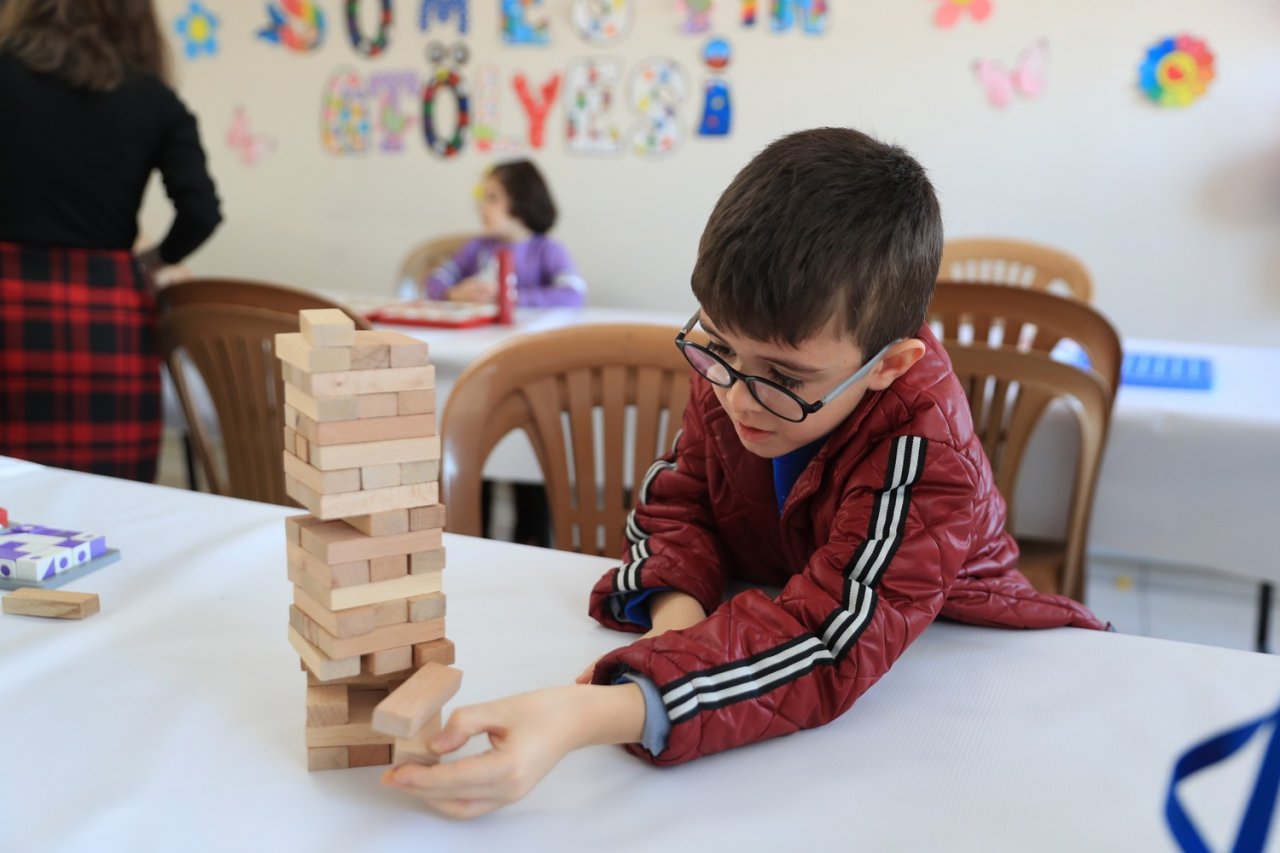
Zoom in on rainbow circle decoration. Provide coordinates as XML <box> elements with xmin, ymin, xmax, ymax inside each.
<box><xmin>346</xmin><ymin>0</ymin><xmax>393</xmax><ymax>58</ymax></box>
<box><xmin>422</xmin><ymin>68</ymin><xmax>470</xmax><ymax>158</ymax></box>
<box><xmin>1138</xmin><ymin>34</ymin><xmax>1215</xmax><ymax>108</ymax></box>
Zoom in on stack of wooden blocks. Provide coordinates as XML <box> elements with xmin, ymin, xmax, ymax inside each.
<box><xmin>278</xmin><ymin>309</ymin><xmax>456</xmax><ymax>772</ymax></box>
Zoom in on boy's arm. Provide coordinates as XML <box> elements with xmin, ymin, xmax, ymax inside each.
<box><xmin>591</xmin><ymin>435</ymin><xmax>982</xmax><ymax>766</ymax></box>
<box><xmin>520</xmin><ymin>239</ymin><xmax>586</xmax><ymax>307</ymax></box>
<box><xmin>424</xmin><ymin>240</ymin><xmax>481</xmax><ymax>300</ymax></box>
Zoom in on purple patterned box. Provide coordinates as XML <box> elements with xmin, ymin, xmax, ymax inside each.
<box><xmin>0</xmin><ymin>524</ymin><xmax>108</xmax><ymax>583</ymax></box>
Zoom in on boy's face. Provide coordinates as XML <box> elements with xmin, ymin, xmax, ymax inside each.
<box><xmin>696</xmin><ymin>310</ymin><xmax>920</xmax><ymax>458</ymax></box>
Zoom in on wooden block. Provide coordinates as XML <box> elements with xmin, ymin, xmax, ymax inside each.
<box><xmin>276</xmin><ymin>332</ymin><xmax>352</xmax><ymax>373</ymax></box>
<box><xmin>308</xmin><ymin>435</ymin><xmax>440</xmax><ymax>472</ymax></box>
<box><xmin>288</xmin><ymin>541</ymin><xmax>370</xmax><ymax>589</ymax></box>
<box><xmin>286</xmin><ymin>513</ymin><xmax>330</xmax><ymax>546</ymax></box>
<box><xmin>361</xmin><ymin>463</ymin><xmax>401</xmax><ymax>491</ymax></box>
<box><xmin>2</xmin><ymin>588</ymin><xmax>99</xmax><ymax>619</ymax></box>
<box><xmin>394</xmin><ymin>712</ymin><xmax>442</xmax><ymax>766</ymax></box>
<box><xmin>288</xmin><ymin>562</ymin><xmax>443</xmax><ymax>611</ymax></box>
<box><xmin>410</xmin><ymin>548</ymin><xmax>446</xmax><ymax>575</ymax></box>
<box><xmin>409</xmin><ymin>504</ymin><xmax>447</xmax><ymax>531</ymax></box>
<box><xmin>349</xmin><ymin>336</ymin><xmax>391</xmax><ymax>370</ymax></box>
<box><xmin>400</xmin><ymin>459</ymin><xmax>439</xmax><ymax>485</ymax></box>
<box><xmin>285</xmin><ymin>474</ymin><xmax>438</xmax><ymax>521</ymax></box>
<box><xmin>284</xmin><ymin>404</ymin><xmax>299</xmax><ymax>429</ymax></box>
<box><xmin>283</xmin><ymin>451</ymin><xmax>361</xmax><ymax>495</ymax></box>
<box><xmin>352</xmin><ymin>330</ymin><xmax>430</xmax><ymax>367</ymax></box>
<box><xmin>397</xmin><ymin>389</ymin><xmax>435</xmax><ymax>415</ymax></box>
<box><xmin>372</xmin><ymin>663</ymin><xmax>463</xmax><ymax>739</ymax></box>
<box><xmin>358</xmin><ymin>393</ymin><xmax>399</xmax><ymax>419</ymax></box>
<box><xmin>295</xmin><ymin>605</ymin><xmax>446</xmax><ymax>659</ymax></box>
<box><xmin>303</xmin><ymin>365</ymin><xmax>435</xmax><ymax>398</ymax></box>
<box><xmin>347</xmin><ymin>510</ymin><xmax>409</xmax><ymax>537</ymax></box>
<box><xmin>284</xmin><ymin>383</ymin><xmax>358</xmax><ymax>423</ymax></box>
<box><xmin>413</xmin><ymin>638</ymin><xmax>456</xmax><ymax>669</ymax></box>
<box><xmin>347</xmin><ymin>744</ymin><xmax>392</xmax><ymax>768</ymax></box>
<box><xmin>363</xmin><ymin>646</ymin><xmax>413</xmax><ymax>676</ymax></box>
<box><xmin>296</xmin><ymin>436</ymin><xmax>310</xmax><ymax>464</ymax></box>
<box><xmin>293</xmin><ymin>585</ymin><xmax>375</xmax><ymax>638</ymax></box>
<box><xmin>307</xmin><ymin>747</ymin><xmax>349</xmax><ymax>772</ymax></box>
<box><xmin>306</xmin><ymin>684</ymin><xmax>349</xmax><ymax>726</ymax></box>
<box><xmin>370</xmin><ymin>554</ymin><xmax>408</xmax><ymax>582</ymax></box>
<box><xmin>294</xmin><ymin>412</ymin><xmax>436</xmax><ymax>448</ymax></box>
<box><xmin>300</xmin><ymin>308</ymin><xmax>356</xmax><ymax>348</ymax></box>
<box><xmin>307</xmin><ymin>668</ymin><xmax>410</xmax><ymax>688</ymax></box>
<box><xmin>300</xmin><ymin>520</ymin><xmax>442</xmax><ymax>565</ymax></box>
<box><xmin>370</xmin><ymin>598</ymin><xmax>409</xmax><ymax>628</ymax></box>
<box><xmin>409</xmin><ymin>592</ymin><xmax>446</xmax><ymax>623</ymax></box>
<box><xmin>284</xmin><ymin>425</ymin><xmax>298</xmax><ymax>455</ymax></box>
<box><xmin>288</xmin><ymin>625</ymin><xmax>361</xmax><ymax>682</ymax></box>
<box><xmin>304</xmin><ymin>690</ymin><xmax>393</xmax><ymax>748</ymax></box>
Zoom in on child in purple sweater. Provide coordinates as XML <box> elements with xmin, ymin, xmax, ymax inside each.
<box><xmin>423</xmin><ymin>160</ymin><xmax>586</xmax><ymax>307</ymax></box>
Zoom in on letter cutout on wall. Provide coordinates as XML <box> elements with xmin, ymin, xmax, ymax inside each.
<box><xmin>257</xmin><ymin>0</ymin><xmax>326</xmax><ymax>51</ymax></box>
<box><xmin>346</xmin><ymin>0</ymin><xmax>393</xmax><ymax>57</ymax></box>
<box><xmin>678</xmin><ymin>0</ymin><xmax>713</xmax><ymax>35</ymax></box>
<box><xmin>369</xmin><ymin>71</ymin><xmax>420</xmax><ymax>152</ymax></box>
<box><xmin>473</xmin><ymin>63</ymin><xmax>525</xmax><ymax>154</ymax></box>
<box><xmin>570</xmin><ymin>0</ymin><xmax>633</xmax><ymax>44</ymax></box>
<box><xmin>697</xmin><ymin>37</ymin><xmax>731</xmax><ymax>136</ymax></box>
<box><xmin>565</xmin><ymin>57</ymin><xmax>624</xmax><ymax>155</ymax></box>
<box><xmin>502</xmin><ymin>0</ymin><xmax>551</xmax><ymax>45</ymax></box>
<box><xmin>770</xmin><ymin>0</ymin><xmax>827</xmax><ymax>35</ymax></box>
<box><xmin>513</xmin><ymin>72</ymin><xmax>561</xmax><ymax>149</ymax></box>
<box><xmin>321</xmin><ymin>67</ymin><xmax>371</xmax><ymax>154</ymax></box>
<box><xmin>628</xmin><ymin>57</ymin><xmax>687</xmax><ymax>158</ymax></box>
<box><xmin>419</xmin><ymin>0</ymin><xmax>468</xmax><ymax>34</ymax></box>
<box><xmin>422</xmin><ymin>43</ymin><xmax>470</xmax><ymax>157</ymax></box>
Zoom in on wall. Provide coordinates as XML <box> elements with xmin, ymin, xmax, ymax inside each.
<box><xmin>143</xmin><ymin>0</ymin><xmax>1280</xmax><ymax>345</ymax></box>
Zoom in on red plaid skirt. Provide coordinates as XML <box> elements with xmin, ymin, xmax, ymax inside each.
<box><xmin>0</xmin><ymin>242</ymin><xmax>161</xmax><ymax>482</ymax></box>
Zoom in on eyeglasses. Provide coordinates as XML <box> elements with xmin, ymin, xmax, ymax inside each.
<box><xmin>674</xmin><ymin>310</ymin><xmax>895</xmax><ymax>424</ymax></box>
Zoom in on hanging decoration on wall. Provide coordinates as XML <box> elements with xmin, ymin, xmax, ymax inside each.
<box><xmin>502</xmin><ymin>0</ymin><xmax>551</xmax><ymax>45</ymax></box>
<box><xmin>419</xmin><ymin>0</ymin><xmax>468</xmax><ymax>35</ymax></box>
<box><xmin>565</xmin><ymin>57</ymin><xmax>624</xmax><ymax>155</ymax></box>
<box><xmin>740</xmin><ymin>0</ymin><xmax>826</xmax><ymax>34</ymax></box>
<box><xmin>321</xmin><ymin>67</ymin><xmax>371</xmax><ymax>154</ymax></box>
<box><xmin>369</xmin><ymin>71</ymin><xmax>419</xmax><ymax>152</ymax></box>
<box><xmin>422</xmin><ymin>42</ymin><xmax>470</xmax><ymax>157</ymax></box>
<box><xmin>1138</xmin><ymin>35</ymin><xmax>1215</xmax><ymax>108</ymax></box>
<box><xmin>973</xmin><ymin>40</ymin><xmax>1047</xmax><ymax>109</ymax></box>
<box><xmin>513</xmin><ymin>72</ymin><xmax>561</xmax><ymax>148</ymax></box>
<box><xmin>226</xmin><ymin>106</ymin><xmax>276</xmax><ymax>165</ymax></box>
<box><xmin>739</xmin><ymin>0</ymin><xmax>757</xmax><ymax>27</ymax></box>
<box><xmin>256</xmin><ymin>1</ymin><xmax>325</xmax><ymax>51</ymax></box>
<box><xmin>346</xmin><ymin>0</ymin><xmax>393</xmax><ymax>58</ymax></box>
<box><xmin>933</xmin><ymin>0</ymin><xmax>991</xmax><ymax>29</ymax></box>
<box><xmin>697</xmin><ymin>37</ymin><xmax>732</xmax><ymax>136</ymax></box>
<box><xmin>570</xmin><ymin>0</ymin><xmax>633</xmax><ymax>44</ymax></box>
<box><xmin>628</xmin><ymin>58</ymin><xmax>688</xmax><ymax>157</ymax></box>
<box><xmin>472</xmin><ymin>64</ymin><xmax>525</xmax><ymax>153</ymax></box>
<box><xmin>174</xmin><ymin>2</ymin><xmax>220</xmax><ymax>59</ymax></box>
<box><xmin>678</xmin><ymin>0</ymin><xmax>713</xmax><ymax>35</ymax></box>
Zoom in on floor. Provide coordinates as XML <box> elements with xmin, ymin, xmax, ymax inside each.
<box><xmin>156</xmin><ymin>430</ymin><xmax>1277</xmax><ymax>655</ymax></box>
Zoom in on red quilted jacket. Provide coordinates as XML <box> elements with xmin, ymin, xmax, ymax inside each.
<box><xmin>588</xmin><ymin>324</ymin><xmax>1106</xmax><ymax>765</ymax></box>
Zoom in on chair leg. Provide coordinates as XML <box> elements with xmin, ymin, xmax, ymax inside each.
<box><xmin>1256</xmin><ymin>582</ymin><xmax>1273</xmax><ymax>654</ymax></box>
<box><xmin>182</xmin><ymin>430</ymin><xmax>199</xmax><ymax>491</ymax></box>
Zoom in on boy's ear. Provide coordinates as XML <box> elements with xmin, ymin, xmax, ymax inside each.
<box><xmin>866</xmin><ymin>338</ymin><xmax>926</xmax><ymax>391</ymax></box>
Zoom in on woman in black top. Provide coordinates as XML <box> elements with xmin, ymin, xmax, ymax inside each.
<box><xmin>0</xmin><ymin>0</ymin><xmax>221</xmax><ymax>482</ymax></box>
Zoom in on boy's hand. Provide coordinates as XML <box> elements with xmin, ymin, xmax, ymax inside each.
<box><xmin>447</xmin><ymin>277</ymin><xmax>498</xmax><ymax>303</ymax></box>
<box><xmin>380</xmin><ymin>683</ymin><xmax>644</xmax><ymax>819</ymax></box>
<box><xmin>574</xmin><ymin>591</ymin><xmax>706</xmax><ymax>684</ymax></box>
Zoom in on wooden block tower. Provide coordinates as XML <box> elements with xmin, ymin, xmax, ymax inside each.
<box><xmin>277</xmin><ymin>310</ymin><xmax>455</xmax><ymax>771</ymax></box>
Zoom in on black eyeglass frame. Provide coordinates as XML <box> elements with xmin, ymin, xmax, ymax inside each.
<box><xmin>674</xmin><ymin>310</ymin><xmax>898</xmax><ymax>424</ymax></box>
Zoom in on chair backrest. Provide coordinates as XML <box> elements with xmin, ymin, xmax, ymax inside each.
<box><xmin>928</xmin><ymin>282</ymin><xmax>1122</xmax><ymax>601</ymax></box>
<box><xmin>157</xmin><ymin>278</ymin><xmax>372</xmax><ymax>505</ymax></box>
<box><xmin>940</xmin><ymin>238</ymin><xmax>1095</xmax><ymax>302</ymax></box>
<box><xmin>441</xmin><ymin>324</ymin><xmax>691</xmax><ymax>557</ymax></box>
<box><xmin>396</xmin><ymin>233</ymin><xmax>475</xmax><ymax>296</ymax></box>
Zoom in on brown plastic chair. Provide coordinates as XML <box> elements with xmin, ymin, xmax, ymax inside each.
<box><xmin>929</xmin><ymin>282</ymin><xmax>1122</xmax><ymax>602</ymax></box>
<box><xmin>396</xmin><ymin>233</ymin><xmax>475</xmax><ymax>298</ymax></box>
<box><xmin>441</xmin><ymin>324</ymin><xmax>691</xmax><ymax>556</ymax></box>
<box><xmin>157</xmin><ymin>278</ymin><xmax>372</xmax><ymax>505</ymax></box>
<box><xmin>940</xmin><ymin>238</ymin><xmax>1095</xmax><ymax>303</ymax></box>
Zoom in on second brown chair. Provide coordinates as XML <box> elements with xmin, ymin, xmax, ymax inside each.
<box><xmin>440</xmin><ymin>324</ymin><xmax>691</xmax><ymax>556</ymax></box>
<box><xmin>940</xmin><ymin>237</ymin><xmax>1095</xmax><ymax>303</ymax></box>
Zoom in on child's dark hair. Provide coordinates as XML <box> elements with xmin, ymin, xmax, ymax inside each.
<box><xmin>490</xmin><ymin>159</ymin><xmax>557</xmax><ymax>235</ymax></box>
<box><xmin>691</xmin><ymin>127</ymin><xmax>943</xmax><ymax>358</ymax></box>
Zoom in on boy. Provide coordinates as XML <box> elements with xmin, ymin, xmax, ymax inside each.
<box><xmin>382</xmin><ymin>127</ymin><xmax>1106</xmax><ymax>816</ymax></box>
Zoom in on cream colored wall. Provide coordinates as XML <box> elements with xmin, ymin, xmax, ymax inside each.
<box><xmin>143</xmin><ymin>0</ymin><xmax>1280</xmax><ymax>345</ymax></box>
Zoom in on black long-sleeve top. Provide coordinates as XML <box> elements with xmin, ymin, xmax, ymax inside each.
<box><xmin>0</xmin><ymin>53</ymin><xmax>222</xmax><ymax>264</ymax></box>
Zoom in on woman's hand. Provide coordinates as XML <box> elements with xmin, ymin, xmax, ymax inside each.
<box><xmin>447</xmin><ymin>277</ymin><xmax>498</xmax><ymax>303</ymax></box>
<box><xmin>575</xmin><ymin>591</ymin><xmax>706</xmax><ymax>684</ymax></box>
<box><xmin>381</xmin><ymin>683</ymin><xmax>645</xmax><ymax>819</ymax></box>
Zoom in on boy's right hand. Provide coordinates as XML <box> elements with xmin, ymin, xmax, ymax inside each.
<box><xmin>447</xmin><ymin>277</ymin><xmax>499</xmax><ymax>303</ymax></box>
<box><xmin>574</xmin><ymin>591</ymin><xmax>706</xmax><ymax>684</ymax></box>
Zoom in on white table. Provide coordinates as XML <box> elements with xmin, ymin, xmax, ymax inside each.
<box><xmin>2</xmin><ymin>456</ymin><xmax>1279</xmax><ymax>851</ymax></box>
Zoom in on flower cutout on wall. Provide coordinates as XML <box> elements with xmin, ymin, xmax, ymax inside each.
<box><xmin>1138</xmin><ymin>34</ymin><xmax>1216</xmax><ymax>108</ymax></box>
<box><xmin>935</xmin><ymin>0</ymin><xmax>992</xmax><ymax>29</ymax></box>
<box><xmin>175</xmin><ymin>2</ymin><xmax>220</xmax><ymax>59</ymax></box>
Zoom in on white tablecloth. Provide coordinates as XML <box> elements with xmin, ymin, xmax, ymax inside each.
<box><xmin>1</xmin><ymin>457</ymin><xmax>1278</xmax><ymax>851</ymax></box>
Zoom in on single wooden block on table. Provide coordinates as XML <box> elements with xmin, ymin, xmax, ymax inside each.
<box><xmin>306</xmin><ymin>684</ymin><xmax>349</xmax><ymax>726</ymax></box>
<box><xmin>275</xmin><ymin>332</ymin><xmax>351</xmax><ymax>374</ymax></box>
<box><xmin>300</xmin><ymin>309</ymin><xmax>356</xmax><ymax>349</ymax></box>
<box><xmin>372</xmin><ymin>663</ymin><xmax>463</xmax><ymax>739</ymax></box>
<box><xmin>285</xmin><ymin>475</ymin><xmax>438</xmax><ymax>521</ymax></box>
<box><xmin>2</xmin><ymin>588</ymin><xmax>99</xmax><ymax>619</ymax></box>
<box><xmin>413</xmin><ymin>638</ymin><xmax>456</xmax><ymax>669</ymax></box>
<box><xmin>288</xmin><ymin>624</ymin><xmax>361</xmax><ymax>682</ymax></box>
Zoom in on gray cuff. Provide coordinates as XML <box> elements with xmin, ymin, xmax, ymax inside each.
<box><xmin>618</xmin><ymin>672</ymin><xmax>672</xmax><ymax>756</ymax></box>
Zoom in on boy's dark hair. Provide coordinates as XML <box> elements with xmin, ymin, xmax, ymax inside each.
<box><xmin>490</xmin><ymin>159</ymin><xmax>557</xmax><ymax>235</ymax></box>
<box><xmin>691</xmin><ymin>127</ymin><xmax>943</xmax><ymax>358</ymax></box>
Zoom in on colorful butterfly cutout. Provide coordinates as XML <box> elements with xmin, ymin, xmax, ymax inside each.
<box><xmin>973</xmin><ymin>40</ymin><xmax>1048</xmax><ymax>109</ymax></box>
<box><xmin>227</xmin><ymin>106</ymin><xmax>275</xmax><ymax>165</ymax></box>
